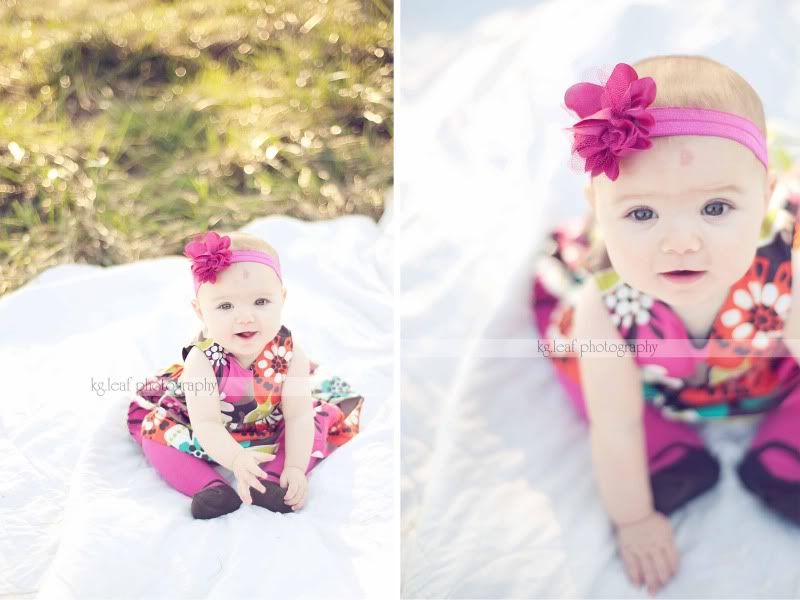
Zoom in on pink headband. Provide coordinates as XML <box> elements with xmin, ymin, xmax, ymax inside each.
<box><xmin>564</xmin><ymin>63</ymin><xmax>768</xmax><ymax>181</ymax></box>
<box><xmin>183</xmin><ymin>231</ymin><xmax>282</xmax><ymax>295</ymax></box>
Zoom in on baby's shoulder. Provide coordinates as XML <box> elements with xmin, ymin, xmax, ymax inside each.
<box><xmin>180</xmin><ymin>338</ymin><xmax>229</xmax><ymax>380</ymax></box>
<box><xmin>181</xmin><ymin>337</ymin><xmax>220</xmax><ymax>362</ymax></box>
<box><xmin>179</xmin><ymin>345</ymin><xmax>219</xmax><ymax>389</ymax></box>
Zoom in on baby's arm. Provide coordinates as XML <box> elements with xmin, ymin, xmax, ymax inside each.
<box><xmin>281</xmin><ymin>343</ymin><xmax>315</xmax><ymax>472</ymax></box>
<box><xmin>573</xmin><ymin>280</ymin><xmax>653</xmax><ymax>523</ymax></box>
<box><xmin>276</xmin><ymin>343</ymin><xmax>315</xmax><ymax>509</ymax></box>
<box><xmin>573</xmin><ymin>281</ymin><xmax>678</xmax><ymax>593</ymax></box>
<box><xmin>180</xmin><ymin>346</ymin><xmax>247</xmax><ymax>471</ymax></box>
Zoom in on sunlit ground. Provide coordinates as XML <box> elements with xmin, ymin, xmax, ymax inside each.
<box><xmin>0</xmin><ymin>0</ymin><xmax>393</xmax><ymax>295</ymax></box>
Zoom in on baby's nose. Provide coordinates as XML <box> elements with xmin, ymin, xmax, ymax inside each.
<box><xmin>660</xmin><ymin>227</ymin><xmax>702</xmax><ymax>254</ymax></box>
<box><xmin>235</xmin><ymin>310</ymin><xmax>255</xmax><ymax>322</ymax></box>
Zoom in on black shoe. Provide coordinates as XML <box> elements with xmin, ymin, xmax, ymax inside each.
<box><xmin>251</xmin><ymin>480</ymin><xmax>293</xmax><ymax>513</ymax></box>
<box><xmin>737</xmin><ymin>442</ymin><xmax>800</xmax><ymax>524</ymax></box>
<box><xmin>191</xmin><ymin>481</ymin><xmax>242</xmax><ymax>519</ymax></box>
<box><xmin>650</xmin><ymin>443</ymin><xmax>721</xmax><ymax>515</ymax></box>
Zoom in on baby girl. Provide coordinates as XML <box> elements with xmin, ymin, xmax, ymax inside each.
<box><xmin>127</xmin><ymin>231</ymin><xmax>364</xmax><ymax>519</ymax></box>
<box><xmin>532</xmin><ymin>55</ymin><xmax>800</xmax><ymax>594</ymax></box>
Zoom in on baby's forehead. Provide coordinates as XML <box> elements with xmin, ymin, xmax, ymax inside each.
<box><xmin>201</xmin><ymin>263</ymin><xmax>281</xmax><ymax>298</ymax></box>
<box><xmin>227</xmin><ymin>261</ymin><xmax>277</xmax><ymax>280</ymax></box>
<box><xmin>598</xmin><ymin>137</ymin><xmax>760</xmax><ymax>196</ymax></box>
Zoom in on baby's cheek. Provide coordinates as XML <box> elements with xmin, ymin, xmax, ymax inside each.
<box><xmin>604</xmin><ymin>240</ymin><xmax>638</xmax><ymax>274</ymax></box>
<box><xmin>718</xmin><ymin>223</ymin><xmax>761</xmax><ymax>279</ymax></box>
<box><xmin>722</xmin><ymin>246</ymin><xmax>757</xmax><ymax>284</ymax></box>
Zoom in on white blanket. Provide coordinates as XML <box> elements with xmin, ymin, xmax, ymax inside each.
<box><xmin>400</xmin><ymin>0</ymin><xmax>800</xmax><ymax>597</ymax></box>
<box><xmin>1</xmin><ymin>213</ymin><xmax>394</xmax><ymax>599</ymax></box>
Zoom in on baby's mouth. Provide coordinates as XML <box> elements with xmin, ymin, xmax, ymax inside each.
<box><xmin>235</xmin><ymin>331</ymin><xmax>258</xmax><ymax>339</ymax></box>
<box><xmin>659</xmin><ymin>270</ymin><xmax>707</xmax><ymax>284</ymax></box>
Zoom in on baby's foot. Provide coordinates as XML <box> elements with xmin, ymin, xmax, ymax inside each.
<box><xmin>650</xmin><ymin>444</ymin><xmax>721</xmax><ymax>515</ymax></box>
<box><xmin>191</xmin><ymin>481</ymin><xmax>242</xmax><ymax>519</ymax></box>
<box><xmin>250</xmin><ymin>480</ymin><xmax>293</xmax><ymax>513</ymax></box>
<box><xmin>738</xmin><ymin>442</ymin><xmax>800</xmax><ymax>524</ymax></box>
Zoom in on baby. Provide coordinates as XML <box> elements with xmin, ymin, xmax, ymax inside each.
<box><xmin>127</xmin><ymin>230</ymin><xmax>364</xmax><ymax>519</ymax></box>
<box><xmin>532</xmin><ymin>55</ymin><xmax>800</xmax><ymax>594</ymax></box>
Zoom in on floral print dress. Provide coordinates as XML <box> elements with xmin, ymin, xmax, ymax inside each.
<box><xmin>531</xmin><ymin>184</ymin><xmax>800</xmax><ymax>422</ymax></box>
<box><xmin>126</xmin><ymin>325</ymin><xmax>364</xmax><ymax>479</ymax></box>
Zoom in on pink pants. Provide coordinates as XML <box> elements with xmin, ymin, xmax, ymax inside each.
<box><xmin>560</xmin><ymin>369</ymin><xmax>800</xmax><ymax>481</ymax></box>
<box><xmin>128</xmin><ymin>407</ymin><xmax>227</xmax><ymax>497</ymax></box>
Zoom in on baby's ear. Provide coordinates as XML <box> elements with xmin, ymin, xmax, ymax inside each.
<box><xmin>765</xmin><ymin>169</ymin><xmax>778</xmax><ymax>209</ymax></box>
<box><xmin>191</xmin><ymin>298</ymin><xmax>203</xmax><ymax>321</ymax></box>
<box><xmin>282</xmin><ymin>287</ymin><xmax>287</xmax><ymax>303</ymax></box>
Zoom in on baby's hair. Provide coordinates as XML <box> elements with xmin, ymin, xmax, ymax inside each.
<box><xmin>632</xmin><ymin>54</ymin><xmax>766</xmax><ymax>136</ymax></box>
<box><xmin>224</xmin><ymin>231</ymin><xmax>280</xmax><ymax>259</ymax></box>
<box><xmin>189</xmin><ymin>229</ymin><xmax>280</xmax><ymax>343</ymax></box>
<box><xmin>582</xmin><ymin>54</ymin><xmax>766</xmax><ymax>273</ymax></box>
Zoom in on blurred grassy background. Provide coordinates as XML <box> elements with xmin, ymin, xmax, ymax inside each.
<box><xmin>0</xmin><ymin>0</ymin><xmax>392</xmax><ymax>296</ymax></box>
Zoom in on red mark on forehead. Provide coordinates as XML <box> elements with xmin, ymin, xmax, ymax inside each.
<box><xmin>679</xmin><ymin>146</ymin><xmax>694</xmax><ymax>166</ymax></box>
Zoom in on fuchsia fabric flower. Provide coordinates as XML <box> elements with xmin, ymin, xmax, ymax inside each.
<box><xmin>183</xmin><ymin>231</ymin><xmax>233</xmax><ymax>285</ymax></box>
<box><xmin>565</xmin><ymin>63</ymin><xmax>657</xmax><ymax>181</ymax></box>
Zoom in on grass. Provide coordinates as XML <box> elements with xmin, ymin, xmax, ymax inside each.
<box><xmin>0</xmin><ymin>0</ymin><xmax>393</xmax><ymax>295</ymax></box>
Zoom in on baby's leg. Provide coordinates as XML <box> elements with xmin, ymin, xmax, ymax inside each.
<box><xmin>140</xmin><ymin>437</ymin><xmax>228</xmax><ymax>497</ymax></box>
<box><xmin>140</xmin><ymin>437</ymin><xmax>241</xmax><ymax>519</ymax></box>
<box><xmin>558</xmin><ymin>369</ymin><xmax>720</xmax><ymax>514</ymax></box>
<box><xmin>641</xmin><ymin>404</ymin><xmax>721</xmax><ymax>514</ymax></box>
<box><xmin>737</xmin><ymin>388</ymin><xmax>800</xmax><ymax>524</ymax></box>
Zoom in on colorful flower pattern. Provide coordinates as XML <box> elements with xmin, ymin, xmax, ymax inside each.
<box><xmin>532</xmin><ymin>188</ymin><xmax>800</xmax><ymax>421</ymax></box>
<box><xmin>128</xmin><ymin>325</ymin><xmax>364</xmax><ymax>473</ymax></box>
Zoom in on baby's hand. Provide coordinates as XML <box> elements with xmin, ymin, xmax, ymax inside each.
<box><xmin>280</xmin><ymin>466</ymin><xmax>308</xmax><ymax>511</ymax></box>
<box><xmin>231</xmin><ymin>448</ymin><xmax>277</xmax><ymax>505</ymax></box>
<box><xmin>615</xmin><ymin>511</ymin><xmax>679</xmax><ymax>596</ymax></box>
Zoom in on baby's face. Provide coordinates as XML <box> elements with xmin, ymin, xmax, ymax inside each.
<box><xmin>591</xmin><ymin>135</ymin><xmax>773</xmax><ymax>309</ymax></box>
<box><xmin>192</xmin><ymin>262</ymin><xmax>285</xmax><ymax>358</ymax></box>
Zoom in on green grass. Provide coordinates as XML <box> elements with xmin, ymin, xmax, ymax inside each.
<box><xmin>0</xmin><ymin>0</ymin><xmax>392</xmax><ymax>295</ymax></box>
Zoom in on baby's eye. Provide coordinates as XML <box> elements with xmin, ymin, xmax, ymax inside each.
<box><xmin>217</xmin><ymin>302</ymin><xmax>232</xmax><ymax>310</ymax></box>
<box><xmin>255</xmin><ymin>298</ymin><xmax>270</xmax><ymax>306</ymax></box>
<box><xmin>626</xmin><ymin>207</ymin><xmax>656</xmax><ymax>221</ymax></box>
<box><xmin>702</xmin><ymin>200</ymin><xmax>731</xmax><ymax>216</ymax></box>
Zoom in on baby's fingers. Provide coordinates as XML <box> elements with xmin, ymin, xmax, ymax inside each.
<box><xmin>649</xmin><ymin>550</ymin><xmax>673</xmax><ymax>590</ymax></box>
<box><xmin>620</xmin><ymin>548</ymin><xmax>642</xmax><ymax>588</ymax></box>
<box><xmin>664</xmin><ymin>540</ymin><xmax>679</xmax><ymax>575</ymax></box>
<box><xmin>291</xmin><ymin>487</ymin><xmax>307</xmax><ymax>511</ymax></box>
<box><xmin>237</xmin><ymin>479</ymin><xmax>253</xmax><ymax>505</ymax></box>
<box><xmin>642</xmin><ymin>554</ymin><xmax>662</xmax><ymax>596</ymax></box>
<box><xmin>248</xmin><ymin>475</ymin><xmax>267</xmax><ymax>494</ymax></box>
<box><xmin>284</xmin><ymin>480</ymin><xmax>299</xmax><ymax>504</ymax></box>
<box><xmin>245</xmin><ymin>461</ymin><xmax>271</xmax><ymax>482</ymax></box>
